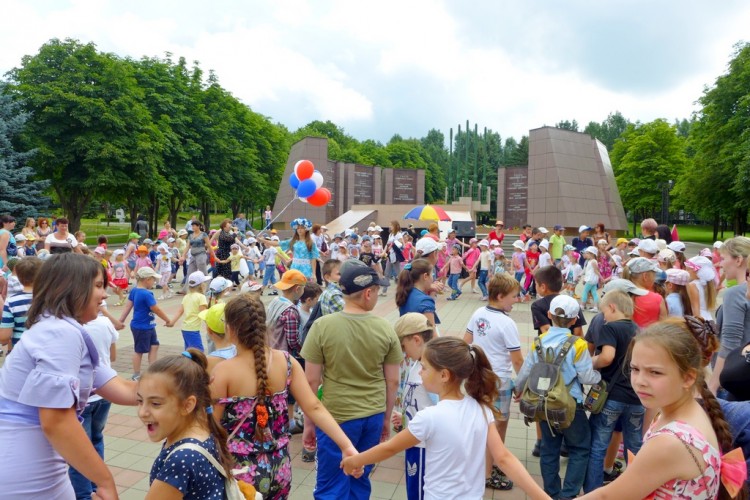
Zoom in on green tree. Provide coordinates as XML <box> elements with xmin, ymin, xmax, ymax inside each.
<box><xmin>555</xmin><ymin>119</ymin><xmax>579</xmax><ymax>132</ymax></box>
<box><xmin>0</xmin><ymin>82</ymin><xmax>50</xmax><ymax>219</ymax></box>
<box><xmin>8</xmin><ymin>38</ymin><xmax>163</xmax><ymax>231</ymax></box>
<box><xmin>584</xmin><ymin>111</ymin><xmax>630</xmax><ymax>151</ymax></box>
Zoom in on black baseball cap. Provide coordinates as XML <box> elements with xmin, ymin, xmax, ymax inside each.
<box><xmin>339</xmin><ymin>260</ymin><xmax>388</xmax><ymax>295</ymax></box>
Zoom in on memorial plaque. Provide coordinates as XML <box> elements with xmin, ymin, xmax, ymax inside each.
<box><xmin>393</xmin><ymin>170</ymin><xmax>418</xmax><ymax>204</ymax></box>
<box><xmin>354</xmin><ymin>165</ymin><xmax>374</xmax><ymax>204</ymax></box>
<box><xmin>504</xmin><ymin>167</ymin><xmax>528</xmax><ymax>228</ymax></box>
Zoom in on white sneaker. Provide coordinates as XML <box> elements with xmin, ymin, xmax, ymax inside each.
<box><xmin>590</xmin><ymin>307</ymin><xmax>599</xmax><ymax>313</ymax></box>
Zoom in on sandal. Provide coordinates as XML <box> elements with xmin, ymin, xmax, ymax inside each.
<box><xmin>486</xmin><ymin>466</ymin><xmax>513</xmax><ymax>490</ymax></box>
<box><xmin>301</xmin><ymin>448</ymin><xmax>316</xmax><ymax>463</ymax></box>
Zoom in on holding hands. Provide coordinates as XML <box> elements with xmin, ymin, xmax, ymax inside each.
<box><xmin>340</xmin><ymin>446</ymin><xmax>364</xmax><ymax>478</ymax></box>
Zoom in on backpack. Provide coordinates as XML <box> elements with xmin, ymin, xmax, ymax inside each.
<box><xmin>519</xmin><ymin>336</ymin><xmax>577</xmax><ymax>434</ymax></box>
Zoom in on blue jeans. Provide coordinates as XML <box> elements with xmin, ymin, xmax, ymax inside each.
<box><xmin>315</xmin><ymin>412</ymin><xmax>384</xmax><ymax>499</ymax></box>
<box><xmin>262</xmin><ymin>264</ymin><xmax>276</xmax><ymax>287</ymax></box>
<box><xmin>719</xmin><ymin>399</ymin><xmax>750</xmax><ymax>486</ymax></box>
<box><xmin>582</xmin><ymin>282</ymin><xmax>599</xmax><ymax>306</ymax></box>
<box><xmin>514</xmin><ymin>271</ymin><xmax>526</xmax><ymax>294</ymax></box>
<box><xmin>447</xmin><ymin>273</ymin><xmax>460</xmax><ymax>296</ymax></box>
<box><xmin>477</xmin><ymin>269</ymin><xmax>488</xmax><ymax>297</ymax></box>
<box><xmin>540</xmin><ymin>406</ymin><xmax>590</xmax><ymax>499</ymax></box>
<box><xmin>69</xmin><ymin>399</ymin><xmax>111</xmax><ymax>499</ymax></box>
<box><xmin>584</xmin><ymin>399</ymin><xmax>644</xmax><ymax>493</ymax></box>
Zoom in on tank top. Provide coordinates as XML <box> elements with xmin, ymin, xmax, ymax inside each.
<box><xmin>690</xmin><ymin>280</ymin><xmax>714</xmax><ymax>321</ymax></box>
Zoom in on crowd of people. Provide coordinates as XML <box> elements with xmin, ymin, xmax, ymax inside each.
<box><xmin>0</xmin><ymin>212</ymin><xmax>749</xmax><ymax>500</ymax></box>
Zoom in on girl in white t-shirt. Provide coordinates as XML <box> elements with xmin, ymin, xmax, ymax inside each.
<box><xmin>341</xmin><ymin>337</ymin><xmax>547</xmax><ymax>500</ymax></box>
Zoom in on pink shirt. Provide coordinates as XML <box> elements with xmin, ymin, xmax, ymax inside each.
<box><xmin>632</xmin><ymin>291</ymin><xmax>664</xmax><ymax>328</ymax></box>
<box><xmin>448</xmin><ymin>255</ymin><xmax>464</xmax><ymax>274</ymax></box>
<box><xmin>464</xmin><ymin>247</ymin><xmax>480</xmax><ymax>267</ymax></box>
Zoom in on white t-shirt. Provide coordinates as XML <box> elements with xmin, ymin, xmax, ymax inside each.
<box><xmin>538</xmin><ymin>252</ymin><xmax>553</xmax><ymax>268</ymax></box>
<box><xmin>263</xmin><ymin>247</ymin><xmax>277</xmax><ymax>265</ymax></box>
<box><xmin>478</xmin><ymin>250</ymin><xmax>491</xmax><ymax>271</ymax></box>
<box><xmin>465</xmin><ymin>306</ymin><xmax>521</xmax><ymax>378</ymax></box>
<box><xmin>402</xmin><ymin>361</ymin><xmax>438</xmax><ymax>449</ymax></box>
<box><xmin>583</xmin><ymin>259</ymin><xmax>599</xmax><ymax>284</ymax></box>
<box><xmin>408</xmin><ymin>397</ymin><xmax>494</xmax><ymax>500</ymax></box>
<box><xmin>85</xmin><ymin>314</ymin><xmax>119</xmax><ymax>403</ymax></box>
<box><xmin>45</xmin><ymin>232</ymin><xmax>77</xmax><ymax>251</ymax></box>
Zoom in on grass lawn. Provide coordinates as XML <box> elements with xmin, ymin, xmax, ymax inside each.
<box><xmin>671</xmin><ymin>224</ymin><xmax>724</xmax><ymax>245</ymax></box>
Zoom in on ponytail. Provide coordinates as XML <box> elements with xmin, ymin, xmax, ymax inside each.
<box><xmin>395</xmin><ymin>258</ymin><xmax>432</xmax><ymax>307</ymax></box>
<box><xmin>466</xmin><ymin>345</ymin><xmax>501</xmax><ymax>420</ymax></box>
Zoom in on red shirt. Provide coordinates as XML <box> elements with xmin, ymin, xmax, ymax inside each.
<box><xmin>488</xmin><ymin>230</ymin><xmax>505</xmax><ymax>244</ymax></box>
<box><xmin>632</xmin><ymin>292</ymin><xmax>664</xmax><ymax>328</ymax></box>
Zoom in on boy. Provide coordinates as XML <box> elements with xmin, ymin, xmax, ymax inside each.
<box><xmin>118</xmin><ymin>267</ymin><xmax>173</xmax><ymax>380</ymax></box>
<box><xmin>0</xmin><ymin>257</ymin><xmax>42</xmax><ymax>352</ymax></box>
<box><xmin>262</xmin><ymin>237</ymin><xmax>279</xmax><ymax>294</ymax></box>
<box><xmin>549</xmin><ymin>225</ymin><xmax>566</xmax><ymax>265</ymax></box>
<box><xmin>318</xmin><ymin>259</ymin><xmax>344</xmax><ymax>315</ymax></box>
<box><xmin>394</xmin><ymin>313</ymin><xmax>437</xmax><ymax>500</ymax></box>
<box><xmin>515</xmin><ymin>295</ymin><xmax>601</xmax><ymax>500</ymax></box>
<box><xmin>298</xmin><ymin>281</ymin><xmax>322</xmax><ymax>340</ymax></box>
<box><xmin>584</xmin><ymin>291</ymin><xmax>643</xmax><ymax>493</ymax></box>
<box><xmin>358</xmin><ymin>238</ymin><xmax>383</xmax><ymax>277</ymax></box>
<box><xmin>464</xmin><ymin>273</ymin><xmax>523</xmax><ymax>491</ymax></box>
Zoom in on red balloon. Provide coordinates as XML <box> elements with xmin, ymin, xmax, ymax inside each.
<box><xmin>295</xmin><ymin>160</ymin><xmax>315</xmax><ymax>181</ymax></box>
<box><xmin>308</xmin><ymin>187</ymin><xmax>331</xmax><ymax>207</ymax></box>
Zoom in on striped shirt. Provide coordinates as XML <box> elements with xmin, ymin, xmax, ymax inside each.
<box><xmin>1</xmin><ymin>291</ymin><xmax>33</xmax><ymax>340</ymax></box>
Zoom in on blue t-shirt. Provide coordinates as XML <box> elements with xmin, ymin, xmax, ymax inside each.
<box><xmin>399</xmin><ymin>288</ymin><xmax>441</xmax><ymax>324</ymax></box>
<box><xmin>150</xmin><ymin>437</ymin><xmax>225</xmax><ymax>500</ymax></box>
<box><xmin>129</xmin><ymin>287</ymin><xmax>157</xmax><ymax>329</ymax></box>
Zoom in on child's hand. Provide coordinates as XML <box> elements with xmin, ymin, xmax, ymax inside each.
<box><xmin>391</xmin><ymin>412</ymin><xmax>403</xmax><ymax>428</ymax></box>
<box><xmin>341</xmin><ymin>451</ymin><xmax>364</xmax><ymax>478</ymax></box>
<box><xmin>165</xmin><ymin>320</ymin><xmax>174</xmax><ymax>328</ymax></box>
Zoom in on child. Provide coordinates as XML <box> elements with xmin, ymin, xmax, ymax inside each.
<box><xmin>219</xmin><ymin>244</ymin><xmax>243</xmax><ymax>288</ymax></box>
<box><xmin>208</xmin><ymin>276</ymin><xmax>232</xmax><ymax>307</ymax></box>
<box><xmin>511</xmin><ymin>240</ymin><xmax>528</xmax><ymax>298</ymax></box>
<box><xmin>199</xmin><ymin>303</ymin><xmax>237</xmax><ymax>373</ymax></box>
<box><xmin>581</xmin><ymin>246</ymin><xmax>601</xmax><ymax>312</ymax></box>
<box><xmin>119</xmin><ymin>267</ymin><xmax>174</xmax><ymax>380</ymax></box>
<box><xmin>267</xmin><ymin>270</ymin><xmax>306</xmax><ymax>360</ymax></box>
<box><xmin>318</xmin><ymin>259</ymin><xmax>344</xmax><ymax>315</ymax></box>
<box><xmin>442</xmin><ymin>244</ymin><xmax>467</xmax><ymax>300</ymax></box>
<box><xmin>584</xmin><ymin>291</ymin><xmax>643</xmax><ymax>493</ymax></box>
<box><xmin>492</xmin><ymin>248</ymin><xmax>507</xmax><ymax>276</ymax></box>
<box><xmin>402</xmin><ymin>234</ymin><xmax>414</xmax><ymax>262</ymax></box>
<box><xmin>464</xmin><ymin>274</ymin><xmax>524</xmax><ymax>491</ymax></box>
<box><xmin>0</xmin><ymin>257</ymin><xmax>42</xmax><ymax>352</ymax></box>
<box><xmin>665</xmin><ymin>268</ymin><xmax>692</xmax><ymax>317</ymax></box>
<box><xmin>348</xmin><ymin>234</ymin><xmax>361</xmax><ymax>259</ymax></box>
<box><xmin>358</xmin><ymin>238</ymin><xmax>383</xmax><ymax>277</ymax></box>
<box><xmin>472</xmin><ymin>239</ymin><xmax>491</xmax><ymax>301</ymax></box>
<box><xmin>563</xmin><ymin>250</ymin><xmax>583</xmax><ymax>298</ymax></box>
<box><xmin>514</xmin><ymin>295</ymin><xmax>601</xmax><ymax>499</ymax></box>
<box><xmin>261</xmin><ymin>239</ymin><xmax>278</xmax><ymax>294</ymax></box>
<box><xmin>297</xmin><ymin>282</ymin><xmax>322</xmax><ymax>340</ymax></box>
<box><xmin>243</xmin><ymin>238</ymin><xmax>262</xmax><ymax>278</ymax></box>
<box><xmin>240</xmin><ymin>279</ymin><xmax>263</xmax><ymax>298</ymax></box>
<box><xmin>436</xmin><ymin>242</ymin><xmax>449</xmax><ymax>285</ymax></box>
<box><xmin>167</xmin><ymin>238</ymin><xmax>180</xmax><ymax>281</ymax></box>
<box><xmin>341</xmin><ymin>337</ymin><xmax>548</xmax><ymax>500</ymax></box>
<box><xmin>134</xmin><ymin>245</ymin><xmax>152</xmax><ymax>275</ymax></box>
<box><xmin>579</xmin><ymin>318</ymin><xmax>741</xmax><ymax>500</ymax></box>
<box><xmin>524</xmin><ymin>240</ymin><xmax>540</xmax><ymax>297</ymax></box>
<box><xmin>685</xmin><ymin>255</ymin><xmax>717</xmax><ymax>321</ymax></box>
<box><xmin>372</xmin><ymin>234</ymin><xmax>384</xmax><ymax>262</ymax></box>
<box><xmin>459</xmin><ymin>238</ymin><xmax>481</xmax><ymax>294</ymax></box>
<box><xmin>211</xmin><ymin>294</ymin><xmax>356</xmax><ymax>498</ymax></box>
<box><xmin>264</xmin><ymin>205</ymin><xmax>272</xmax><ymax>229</ymax></box>
<box><xmin>155</xmin><ymin>243</ymin><xmax>173</xmax><ymax>299</ymax></box>
<box><xmin>171</xmin><ymin>271</ymin><xmax>212</xmax><ymax>351</ymax></box>
<box><xmin>538</xmin><ymin>239</ymin><xmax>553</xmax><ymax>269</ymax></box>
<box><xmin>624</xmin><ymin>258</ymin><xmax>668</xmax><ymax>328</ymax></box>
<box><xmin>392</xmin><ymin>313</ymin><xmax>438</xmax><ymax>500</ymax></box>
<box><xmin>138</xmin><ymin>349</ymin><xmax>236</xmax><ymax>499</ymax></box>
<box><xmin>110</xmin><ymin>249</ymin><xmax>129</xmax><ymax>305</ymax></box>
<box><xmin>397</xmin><ymin>258</ymin><xmax>441</xmax><ymax>330</ymax></box>
<box><xmin>336</xmin><ymin>241</ymin><xmax>349</xmax><ymax>261</ymax></box>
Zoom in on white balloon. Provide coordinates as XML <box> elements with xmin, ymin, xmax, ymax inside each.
<box><xmin>310</xmin><ymin>170</ymin><xmax>324</xmax><ymax>189</ymax></box>
<box><xmin>293</xmin><ymin>160</ymin><xmax>304</xmax><ymax>178</ymax></box>
<box><xmin>299</xmin><ymin>196</ymin><xmax>308</xmax><ymax>203</ymax></box>
<box><xmin>239</xmin><ymin>258</ymin><xmax>249</xmax><ymax>277</ymax></box>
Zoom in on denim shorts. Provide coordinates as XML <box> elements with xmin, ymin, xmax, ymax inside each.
<box><xmin>493</xmin><ymin>378</ymin><xmax>513</xmax><ymax>421</ymax></box>
<box><xmin>131</xmin><ymin>327</ymin><xmax>159</xmax><ymax>354</ymax></box>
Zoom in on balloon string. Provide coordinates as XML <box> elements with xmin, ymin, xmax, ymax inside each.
<box><xmin>262</xmin><ymin>196</ymin><xmax>298</xmax><ymax>231</ymax></box>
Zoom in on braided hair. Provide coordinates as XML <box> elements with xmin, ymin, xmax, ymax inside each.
<box><xmin>224</xmin><ymin>294</ymin><xmax>269</xmax><ymax>399</ymax></box>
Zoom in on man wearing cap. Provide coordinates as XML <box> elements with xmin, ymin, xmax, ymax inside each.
<box><xmin>549</xmin><ymin>225</ymin><xmax>566</xmax><ymax>265</ymax></box>
<box><xmin>572</xmin><ymin>226</ymin><xmax>593</xmax><ymax>266</ymax></box>
<box><xmin>488</xmin><ymin>221</ymin><xmax>505</xmax><ymax>244</ymax></box>
<box><xmin>301</xmin><ymin>261</ymin><xmax>402</xmax><ymax>499</ymax></box>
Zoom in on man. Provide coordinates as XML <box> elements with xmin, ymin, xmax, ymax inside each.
<box><xmin>488</xmin><ymin>220</ymin><xmax>506</xmax><ymax>244</ymax></box>
<box><xmin>572</xmin><ymin>225</ymin><xmax>593</xmax><ymax>266</ymax></box>
<box><xmin>185</xmin><ymin>215</ymin><xmax>199</xmax><ymax>234</ymax></box>
<box><xmin>232</xmin><ymin>212</ymin><xmax>249</xmax><ymax>233</ymax></box>
<box><xmin>301</xmin><ymin>261</ymin><xmax>402</xmax><ymax>499</ymax></box>
<box><xmin>640</xmin><ymin>218</ymin><xmax>658</xmax><ymax>240</ymax></box>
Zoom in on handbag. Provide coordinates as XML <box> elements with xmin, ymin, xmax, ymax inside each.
<box><xmin>584</xmin><ymin>358</ymin><xmax>625</xmax><ymax>414</ymax></box>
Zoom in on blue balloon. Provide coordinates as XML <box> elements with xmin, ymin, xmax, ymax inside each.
<box><xmin>289</xmin><ymin>173</ymin><xmax>300</xmax><ymax>189</ymax></box>
<box><xmin>297</xmin><ymin>179</ymin><xmax>317</xmax><ymax>198</ymax></box>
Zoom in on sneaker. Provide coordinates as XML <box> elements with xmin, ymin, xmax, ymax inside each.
<box><xmin>270</xmin><ymin>291</ymin><xmax>279</xmax><ymax>296</ymax></box>
<box><xmin>590</xmin><ymin>307</ymin><xmax>599</xmax><ymax>313</ymax></box>
<box><xmin>301</xmin><ymin>448</ymin><xmax>316</xmax><ymax>463</ymax></box>
<box><xmin>446</xmin><ymin>296</ymin><xmax>456</xmax><ymax>301</ymax></box>
<box><xmin>532</xmin><ymin>440</ymin><xmax>541</xmax><ymax>457</ymax></box>
<box><xmin>472</xmin><ymin>289</ymin><xmax>479</xmax><ymax>294</ymax></box>
<box><xmin>480</xmin><ymin>296</ymin><xmax>488</xmax><ymax>301</ymax></box>
<box><xmin>603</xmin><ymin>464</ymin><xmax>623</xmax><ymax>483</ymax></box>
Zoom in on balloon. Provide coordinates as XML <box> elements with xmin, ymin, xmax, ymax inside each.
<box><xmin>289</xmin><ymin>173</ymin><xmax>300</xmax><ymax>189</ymax></box>
<box><xmin>295</xmin><ymin>160</ymin><xmax>314</xmax><ymax>181</ymax></box>
<box><xmin>297</xmin><ymin>178</ymin><xmax>317</xmax><ymax>198</ymax></box>
<box><xmin>308</xmin><ymin>187</ymin><xmax>331</xmax><ymax>207</ymax></box>
<box><xmin>310</xmin><ymin>170</ymin><xmax>324</xmax><ymax>190</ymax></box>
<box><xmin>299</xmin><ymin>196</ymin><xmax>308</xmax><ymax>203</ymax></box>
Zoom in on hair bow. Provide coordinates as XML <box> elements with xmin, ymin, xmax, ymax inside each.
<box><xmin>720</xmin><ymin>447</ymin><xmax>747</xmax><ymax>498</ymax></box>
<box><xmin>684</xmin><ymin>315</ymin><xmax>719</xmax><ymax>365</ymax></box>
<box><xmin>403</xmin><ymin>262</ymin><xmax>412</xmax><ymax>271</ymax></box>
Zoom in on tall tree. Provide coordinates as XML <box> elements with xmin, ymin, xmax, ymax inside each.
<box><xmin>584</xmin><ymin>111</ymin><xmax>630</xmax><ymax>151</ymax></box>
<box><xmin>0</xmin><ymin>82</ymin><xmax>50</xmax><ymax>219</ymax></box>
<box><xmin>555</xmin><ymin>119</ymin><xmax>579</xmax><ymax>132</ymax></box>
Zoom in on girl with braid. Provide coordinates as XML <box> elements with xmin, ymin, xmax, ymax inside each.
<box><xmin>580</xmin><ymin>317</ymin><xmax>748</xmax><ymax>500</ymax></box>
<box><xmin>210</xmin><ymin>294</ymin><xmax>355</xmax><ymax>499</ymax></box>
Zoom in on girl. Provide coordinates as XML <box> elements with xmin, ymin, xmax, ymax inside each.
<box><xmin>581</xmin><ymin>246</ymin><xmax>601</xmax><ymax>312</ymax></box>
<box><xmin>524</xmin><ymin>241</ymin><xmax>540</xmax><ymax>296</ymax></box>
<box><xmin>134</xmin><ymin>245</ymin><xmax>152</xmax><ymax>274</ymax></box>
<box><xmin>139</xmin><ymin>349</ymin><xmax>236</xmax><ymax>499</ymax></box>
<box><xmin>597</xmin><ymin>239</ymin><xmax>613</xmax><ymax>283</ymax></box>
<box><xmin>562</xmin><ymin>250</ymin><xmax>583</xmax><ymax>297</ymax></box>
<box><xmin>459</xmin><ymin>238</ymin><xmax>481</xmax><ymax>294</ymax></box>
<box><xmin>336</xmin><ymin>241</ymin><xmax>349</xmax><ymax>261</ymax></box>
<box><xmin>264</xmin><ymin>205</ymin><xmax>272</xmax><ymax>230</ymax></box>
<box><xmin>403</xmin><ymin>234</ymin><xmax>414</xmax><ymax>262</ymax></box>
<box><xmin>436</xmin><ymin>242</ymin><xmax>449</xmax><ymax>285</ymax></box>
<box><xmin>492</xmin><ymin>248</ymin><xmax>507</xmax><ymax>276</ymax></box>
<box><xmin>398</xmin><ymin>258</ymin><xmax>441</xmax><ymax>327</ymax></box>
<box><xmin>155</xmin><ymin>243</ymin><xmax>174</xmax><ymax>299</ymax></box>
<box><xmin>511</xmin><ymin>240</ymin><xmax>528</xmax><ymax>298</ymax></box>
<box><xmin>341</xmin><ymin>337</ymin><xmax>548</xmax><ymax>500</ymax></box>
<box><xmin>21</xmin><ymin>217</ymin><xmax>36</xmax><ymax>239</ymax></box>
<box><xmin>538</xmin><ymin>240</ymin><xmax>553</xmax><ymax>269</ymax></box>
<box><xmin>111</xmin><ymin>249</ymin><xmax>129</xmax><ymax>305</ymax></box>
<box><xmin>441</xmin><ymin>245</ymin><xmax>467</xmax><ymax>301</ymax></box>
<box><xmin>579</xmin><ymin>318</ymin><xmax>746</xmax><ymax>500</ymax></box>
<box><xmin>472</xmin><ymin>240</ymin><xmax>491</xmax><ymax>301</ymax></box>
<box><xmin>668</xmin><ymin>241</ymin><xmax>687</xmax><ymax>269</ymax></box>
<box><xmin>372</xmin><ymin>234</ymin><xmax>384</xmax><ymax>261</ymax></box>
<box><xmin>665</xmin><ymin>269</ymin><xmax>692</xmax><ymax>317</ymax></box>
<box><xmin>211</xmin><ymin>295</ymin><xmax>356</xmax><ymax>499</ymax></box>
<box><xmin>686</xmin><ymin>256</ymin><xmax>717</xmax><ymax>321</ymax></box>
<box><xmin>172</xmin><ymin>272</ymin><xmax>212</xmax><ymax>351</ymax></box>
<box><xmin>259</xmin><ymin>218</ymin><xmax>319</xmax><ymax>281</ymax></box>
<box><xmin>658</xmin><ymin>249</ymin><xmax>677</xmax><ymax>270</ymax></box>
<box><xmin>383</xmin><ymin>221</ymin><xmax>406</xmax><ymax>295</ymax></box>
<box><xmin>124</xmin><ymin>232</ymin><xmax>140</xmax><ymax>277</ymax></box>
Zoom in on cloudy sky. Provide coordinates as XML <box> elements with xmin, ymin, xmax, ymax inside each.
<box><xmin>2</xmin><ymin>0</ymin><xmax>749</xmax><ymax>144</ymax></box>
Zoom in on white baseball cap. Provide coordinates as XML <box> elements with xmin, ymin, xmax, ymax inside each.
<box><xmin>637</xmin><ymin>239</ymin><xmax>658</xmax><ymax>255</ymax></box>
<box><xmin>668</xmin><ymin>241</ymin><xmax>686</xmax><ymax>253</ymax></box>
<box><xmin>188</xmin><ymin>271</ymin><xmax>211</xmax><ymax>287</ymax></box>
<box><xmin>209</xmin><ymin>277</ymin><xmax>232</xmax><ymax>294</ymax></box>
<box><xmin>415</xmin><ymin>238</ymin><xmax>439</xmax><ymax>255</ymax></box>
<box><xmin>578</xmin><ymin>225</ymin><xmax>591</xmax><ymax>233</ymax></box>
<box><xmin>538</xmin><ymin>227</ymin><xmax>549</xmax><ymax>234</ymax></box>
<box><xmin>602</xmin><ymin>278</ymin><xmax>648</xmax><ymax>296</ymax></box>
<box><xmin>549</xmin><ymin>295</ymin><xmax>580</xmax><ymax>319</ymax></box>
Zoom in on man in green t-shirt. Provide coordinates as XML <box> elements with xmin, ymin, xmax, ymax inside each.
<box><xmin>549</xmin><ymin>224</ymin><xmax>567</xmax><ymax>264</ymax></box>
<box><xmin>301</xmin><ymin>260</ymin><xmax>402</xmax><ymax>499</ymax></box>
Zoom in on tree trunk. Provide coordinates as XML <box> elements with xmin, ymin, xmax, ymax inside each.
<box><xmin>712</xmin><ymin>213</ymin><xmax>719</xmax><ymax>241</ymax></box>
<box><xmin>230</xmin><ymin>201</ymin><xmax>240</xmax><ymax>220</ymax></box>
<box><xmin>56</xmin><ymin>187</ymin><xmax>91</xmax><ymax>234</ymax></box>
<box><xmin>201</xmin><ymin>199</ymin><xmax>210</xmax><ymax>229</ymax></box>
<box><xmin>167</xmin><ymin>195</ymin><xmax>182</xmax><ymax>229</ymax></box>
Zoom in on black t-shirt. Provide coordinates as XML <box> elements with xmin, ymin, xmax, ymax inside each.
<box><xmin>531</xmin><ymin>294</ymin><xmax>587</xmax><ymax>334</ymax></box>
<box><xmin>571</xmin><ymin>237</ymin><xmax>593</xmax><ymax>265</ymax></box>
<box><xmin>584</xmin><ymin>312</ymin><xmax>606</xmax><ymax>347</ymax></box>
<box><xmin>359</xmin><ymin>252</ymin><xmax>377</xmax><ymax>267</ymax></box>
<box><xmin>596</xmin><ymin>319</ymin><xmax>639</xmax><ymax>405</ymax></box>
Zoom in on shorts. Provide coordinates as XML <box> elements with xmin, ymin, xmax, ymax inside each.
<box><xmin>493</xmin><ymin>377</ymin><xmax>513</xmax><ymax>421</ymax></box>
<box><xmin>112</xmin><ymin>278</ymin><xmax>128</xmax><ymax>290</ymax></box>
<box><xmin>181</xmin><ymin>330</ymin><xmax>204</xmax><ymax>351</ymax></box>
<box><xmin>131</xmin><ymin>327</ymin><xmax>159</xmax><ymax>354</ymax></box>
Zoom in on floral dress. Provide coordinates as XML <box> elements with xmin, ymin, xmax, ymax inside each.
<box><xmin>218</xmin><ymin>353</ymin><xmax>293</xmax><ymax>500</ymax></box>
<box><xmin>598</xmin><ymin>252</ymin><xmax>613</xmax><ymax>282</ymax></box>
<box><xmin>280</xmin><ymin>239</ymin><xmax>319</xmax><ymax>280</ymax></box>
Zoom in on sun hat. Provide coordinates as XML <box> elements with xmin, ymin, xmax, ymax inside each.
<box><xmin>490</xmin><ymin>240</ymin><xmax>500</xmax><ymax>246</ymax></box>
<box><xmin>136</xmin><ymin>267</ymin><xmax>161</xmax><ymax>280</ymax></box>
<box><xmin>597</xmin><ymin>239</ymin><xmax>608</xmax><ymax>246</ymax></box>
<box><xmin>478</xmin><ymin>239</ymin><xmax>490</xmax><ymax>248</ymax></box>
<box><xmin>167</xmin><ymin>237</ymin><xmax>176</xmax><ymax>243</ymax></box>
<box><xmin>549</xmin><ymin>295</ymin><xmax>580</xmax><ymax>319</ymax></box>
<box><xmin>338</xmin><ymin>260</ymin><xmax>388</xmax><ymax>294</ymax></box>
<box><xmin>493</xmin><ymin>248</ymin><xmax>504</xmax><ymax>256</ymax></box>
<box><xmin>187</xmin><ymin>271</ymin><xmax>212</xmax><ymax>287</ymax></box>
<box><xmin>415</xmin><ymin>238</ymin><xmax>439</xmax><ymax>256</ymax></box>
<box><xmin>158</xmin><ymin>243</ymin><xmax>169</xmax><ymax>252</ymax></box>
<box><xmin>25</xmin><ymin>233</ymin><xmax>36</xmax><ymax>241</ymax></box>
<box><xmin>93</xmin><ymin>246</ymin><xmax>105</xmax><ymax>255</ymax></box>
<box><xmin>240</xmin><ymin>280</ymin><xmax>263</xmax><ymax>293</ymax></box>
<box><xmin>338</xmin><ymin>241</ymin><xmax>347</xmax><ymax>248</ymax></box>
<box><xmin>629</xmin><ymin>238</ymin><xmax>640</xmax><ymax>246</ymax></box>
<box><xmin>198</xmin><ymin>303</ymin><xmax>225</xmax><ymax>334</ymax></box>
<box><xmin>637</xmin><ymin>239</ymin><xmax>658</xmax><ymax>255</ymax></box>
<box><xmin>616</xmin><ymin>238</ymin><xmax>628</xmax><ymax>246</ymax></box>
<box><xmin>469</xmin><ymin>238</ymin><xmax>478</xmax><ymax>244</ymax></box>
<box><xmin>713</xmin><ymin>241</ymin><xmax>724</xmax><ymax>249</ymax></box>
<box><xmin>667</xmin><ymin>241</ymin><xmax>686</xmax><ymax>253</ymax></box>
<box><xmin>271</xmin><ymin>235</ymin><xmax>280</xmax><ymax>241</ymax></box>
<box><xmin>539</xmin><ymin>240</ymin><xmax>549</xmax><ymax>250</ymax></box>
<box><xmin>177</xmin><ymin>229</ymin><xmax>188</xmax><ymax>236</ymax></box>
<box><xmin>512</xmin><ymin>240</ymin><xmax>526</xmax><ymax>250</ymax></box>
<box><xmin>626</xmin><ymin>257</ymin><xmax>660</xmax><ymax>274</ymax></box>
<box><xmin>657</xmin><ymin>249</ymin><xmax>676</xmax><ymax>263</ymax></box>
<box><xmin>583</xmin><ymin>246</ymin><xmax>598</xmax><ymax>257</ymax></box>
<box><xmin>700</xmin><ymin>248</ymin><xmax>712</xmax><ymax>258</ymax></box>
<box><xmin>602</xmin><ymin>278</ymin><xmax>648</xmax><ymax>296</ymax></box>
<box><xmin>495</xmin><ymin>220</ymin><xmax>505</xmax><ymax>226</ymax></box>
<box><xmin>129</xmin><ymin>232</ymin><xmax>140</xmax><ymax>240</ymax></box>
<box><xmin>143</xmin><ymin>238</ymin><xmax>153</xmax><ymax>245</ymax></box>
<box><xmin>685</xmin><ymin>256</ymin><xmax>716</xmax><ymax>283</ymax></box>
<box><xmin>394</xmin><ymin>313</ymin><xmax>433</xmax><ymax>339</ymax></box>
<box><xmin>564</xmin><ymin>244</ymin><xmax>575</xmax><ymax>252</ymax></box>
<box><xmin>137</xmin><ymin>245</ymin><xmax>148</xmax><ymax>254</ymax></box>
<box><xmin>112</xmin><ymin>249</ymin><xmax>125</xmax><ymax>257</ymax></box>
<box><xmin>665</xmin><ymin>269</ymin><xmax>690</xmax><ymax>286</ymax></box>
<box><xmin>14</xmin><ymin>234</ymin><xmax>26</xmax><ymax>242</ymax></box>
<box><xmin>628</xmin><ymin>248</ymin><xmax>640</xmax><ymax>256</ymax></box>
<box><xmin>209</xmin><ymin>276</ymin><xmax>232</xmax><ymax>294</ymax></box>
<box><xmin>655</xmin><ymin>239</ymin><xmax>667</xmax><ymax>251</ymax></box>
<box><xmin>273</xmin><ymin>269</ymin><xmax>307</xmax><ymax>290</ymax></box>
<box><xmin>230</xmin><ymin>243</ymin><xmax>240</xmax><ymax>250</ymax></box>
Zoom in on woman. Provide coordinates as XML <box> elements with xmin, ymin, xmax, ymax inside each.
<box><xmin>0</xmin><ymin>215</ymin><xmax>17</xmax><ymax>275</ymax></box>
<box><xmin>21</xmin><ymin>218</ymin><xmax>36</xmax><ymax>239</ymax></box>
<box><xmin>44</xmin><ymin>217</ymin><xmax>81</xmax><ymax>255</ymax></box>
<box><xmin>382</xmin><ymin>220</ymin><xmax>406</xmax><ymax>296</ymax></box>
<box><xmin>210</xmin><ymin>219</ymin><xmax>237</xmax><ymax>281</ymax></box>
<box><xmin>157</xmin><ymin>220</ymin><xmax>174</xmax><ymax>241</ymax></box>
<box><xmin>35</xmin><ymin>217</ymin><xmax>52</xmax><ymax>251</ymax></box>
<box><xmin>134</xmin><ymin>215</ymin><xmax>148</xmax><ymax>243</ymax></box>
<box><xmin>311</xmin><ymin>224</ymin><xmax>330</xmax><ymax>285</ymax></box>
<box><xmin>655</xmin><ymin>224</ymin><xmax>673</xmax><ymax>244</ymax></box>
<box><xmin>0</xmin><ymin>253</ymin><xmax>138</xmax><ymax>498</ymax></box>
<box><xmin>708</xmin><ymin>236</ymin><xmax>750</xmax><ymax>395</ymax></box>
<box><xmin>259</xmin><ymin>218</ymin><xmax>319</xmax><ymax>280</ymax></box>
<box><xmin>179</xmin><ymin>221</ymin><xmax>213</xmax><ymax>293</ymax></box>
<box><xmin>591</xmin><ymin>223</ymin><xmax>610</xmax><ymax>248</ymax></box>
